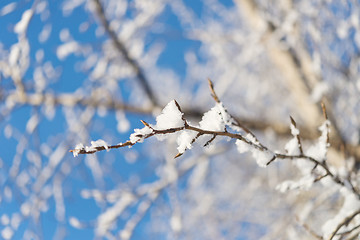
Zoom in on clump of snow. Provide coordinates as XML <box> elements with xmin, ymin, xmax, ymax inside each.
<box><xmin>251</xmin><ymin>148</ymin><xmax>273</xmax><ymax>168</ymax></box>
<box><xmin>154</xmin><ymin>100</ymin><xmax>184</xmax><ymax>130</ymax></box>
<box><xmin>245</xmin><ymin>133</ymin><xmax>259</xmax><ymax>144</ymax></box>
<box><xmin>177</xmin><ymin>130</ymin><xmax>198</xmax><ymax>154</ymax></box>
<box><xmin>1</xmin><ymin>226</ymin><xmax>13</xmax><ymax>240</ymax></box>
<box><xmin>215</xmin><ymin>102</ymin><xmax>231</xmax><ymax>124</ymax></box>
<box><xmin>236</xmin><ymin>139</ymin><xmax>250</xmax><ymax>154</ymax></box>
<box><xmin>56</xmin><ymin>41</ymin><xmax>79</xmax><ymax>60</ymax></box>
<box><xmin>69</xmin><ymin>217</ymin><xmax>82</xmax><ymax>229</ymax></box>
<box><xmin>89</xmin><ymin>139</ymin><xmax>109</xmax><ymax>151</ymax></box>
<box><xmin>199</xmin><ymin>105</ymin><xmax>225</xmax><ymax>131</ymax></box>
<box><xmin>129</xmin><ymin>126</ymin><xmax>153</xmax><ymax>144</ymax></box>
<box><xmin>290</xmin><ymin>122</ymin><xmax>300</xmax><ymax>136</ymax></box>
<box><xmin>20</xmin><ymin>202</ymin><xmax>30</xmax><ymax>216</ymax></box>
<box><xmin>26</xmin><ymin>114</ymin><xmax>39</xmax><ymax>133</ymax></box>
<box><xmin>74</xmin><ymin>140</ymin><xmax>101</xmax><ymax>156</ymax></box>
<box><xmin>1</xmin><ymin>214</ymin><xmax>9</xmax><ymax>225</ymax></box>
<box><xmin>285</xmin><ymin>120</ymin><xmax>301</xmax><ymax>155</ymax></box>
<box><xmin>170</xmin><ymin>214</ymin><xmax>182</xmax><ymax>233</ymax></box>
<box><xmin>306</xmin><ymin>120</ymin><xmax>330</xmax><ymax>161</ymax></box>
<box><xmin>120</xmin><ymin>230</ymin><xmax>131</xmax><ymax>240</ymax></box>
<box><xmin>285</xmin><ymin>137</ymin><xmax>300</xmax><ymax>155</ymax></box>
<box><xmin>72</xmin><ymin>143</ymin><xmax>84</xmax><ymax>157</ymax></box>
<box><xmin>14</xmin><ymin>9</ymin><xmax>33</xmax><ymax>34</ymax></box>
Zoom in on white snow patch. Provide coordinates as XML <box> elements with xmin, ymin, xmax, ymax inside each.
<box><xmin>1</xmin><ymin>214</ymin><xmax>10</xmax><ymax>225</ymax></box>
<box><xmin>89</xmin><ymin>139</ymin><xmax>109</xmax><ymax>151</ymax></box>
<box><xmin>129</xmin><ymin>126</ymin><xmax>153</xmax><ymax>144</ymax></box>
<box><xmin>56</xmin><ymin>41</ymin><xmax>79</xmax><ymax>60</ymax></box>
<box><xmin>72</xmin><ymin>143</ymin><xmax>84</xmax><ymax>157</ymax></box>
<box><xmin>73</xmin><ymin>139</ymin><xmax>109</xmax><ymax>157</ymax></box>
<box><xmin>1</xmin><ymin>226</ymin><xmax>13</xmax><ymax>240</ymax></box>
<box><xmin>290</xmin><ymin>123</ymin><xmax>300</xmax><ymax>136</ymax></box>
<box><xmin>251</xmin><ymin>148</ymin><xmax>273</xmax><ymax>168</ymax></box>
<box><xmin>69</xmin><ymin>217</ymin><xmax>82</xmax><ymax>229</ymax></box>
<box><xmin>14</xmin><ymin>9</ymin><xmax>33</xmax><ymax>34</ymax></box>
<box><xmin>177</xmin><ymin>130</ymin><xmax>198</xmax><ymax>154</ymax></box>
<box><xmin>170</xmin><ymin>214</ymin><xmax>182</xmax><ymax>233</ymax></box>
<box><xmin>154</xmin><ymin>100</ymin><xmax>184</xmax><ymax>130</ymax></box>
<box><xmin>20</xmin><ymin>202</ymin><xmax>31</xmax><ymax>216</ymax></box>
<box><xmin>215</xmin><ymin>102</ymin><xmax>236</xmax><ymax>129</ymax></box>
<box><xmin>245</xmin><ymin>133</ymin><xmax>259</xmax><ymax>144</ymax></box>
<box><xmin>306</xmin><ymin>120</ymin><xmax>330</xmax><ymax>161</ymax></box>
<box><xmin>26</xmin><ymin>115</ymin><xmax>39</xmax><ymax>133</ymax></box>
<box><xmin>199</xmin><ymin>104</ymin><xmax>225</xmax><ymax>131</ymax></box>
<box><xmin>285</xmin><ymin>137</ymin><xmax>300</xmax><ymax>155</ymax></box>
<box><xmin>120</xmin><ymin>230</ymin><xmax>131</xmax><ymax>240</ymax></box>
<box><xmin>236</xmin><ymin>139</ymin><xmax>250</xmax><ymax>154</ymax></box>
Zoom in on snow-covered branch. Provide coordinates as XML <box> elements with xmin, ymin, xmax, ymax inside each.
<box><xmin>71</xmin><ymin>80</ymin><xmax>360</xmax><ymax>239</ymax></box>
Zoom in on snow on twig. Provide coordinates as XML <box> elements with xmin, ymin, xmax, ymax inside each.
<box><xmin>70</xmin><ymin>80</ymin><xmax>360</xmax><ymax>239</ymax></box>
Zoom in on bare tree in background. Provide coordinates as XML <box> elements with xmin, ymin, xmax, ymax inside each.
<box><xmin>1</xmin><ymin>0</ymin><xmax>360</xmax><ymax>239</ymax></box>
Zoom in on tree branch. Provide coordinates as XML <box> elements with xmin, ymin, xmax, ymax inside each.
<box><xmin>93</xmin><ymin>0</ymin><xmax>159</xmax><ymax>106</ymax></box>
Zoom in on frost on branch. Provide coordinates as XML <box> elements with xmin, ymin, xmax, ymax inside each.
<box><xmin>68</xmin><ymin>80</ymin><xmax>360</xmax><ymax>239</ymax></box>
<box><xmin>72</xmin><ymin>143</ymin><xmax>84</xmax><ymax>157</ymax></box>
<box><xmin>284</xmin><ymin>117</ymin><xmax>302</xmax><ymax>155</ymax></box>
<box><xmin>306</xmin><ymin>120</ymin><xmax>331</xmax><ymax>162</ymax></box>
<box><xmin>176</xmin><ymin>130</ymin><xmax>198</xmax><ymax>154</ymax></box>
<box><xmin>154</xmin><ymin>100</ymin><xmax>184</xmax><ymax>130</ymax></box>
<box><xmin>71</xmin><ymin>140</ymin><xmax>109</xmax><ymax>157</ymax></box>
<box><xmin>129</xmin><ymin>126</ymin><xmax>153</xmax><ymax>144</ymax></box>
<box><xmin>199</xmin><ymin>104</ymin><xmax>226</xmax><ymax>131</ymax></box>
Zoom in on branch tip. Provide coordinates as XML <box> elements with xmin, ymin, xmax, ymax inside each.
<box><xmin>140</xmin><ymin>120</ymin><xmax>151</xmax><ymax>128</ymax></box>
<box><xmin>174</xmin><ymin>152</ymin><xmax>183</xmax><ymax>159</ymax></box>
<box><xmin>207</xmin><ymin>78</ymin><xmax>220</xmax><ymax>103</ymax></box>
<box><xmin>266</xmin><ymin>156</ymin><xmax>276</xmax><ymax>166</ymax></box>
<box><xmin>289</xmin><ymin>116</ymin><xmax>297</xmax><ymax>127</ymax></box>
<box><xmin>321</xmin><ymin>102</ymin><xmax>328</xmax><ymax>120</ymax></box>
<box><xmin>173</xmin><ymin>99</ymin><xmax>182</xmax><ymax>112</ymax></box>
